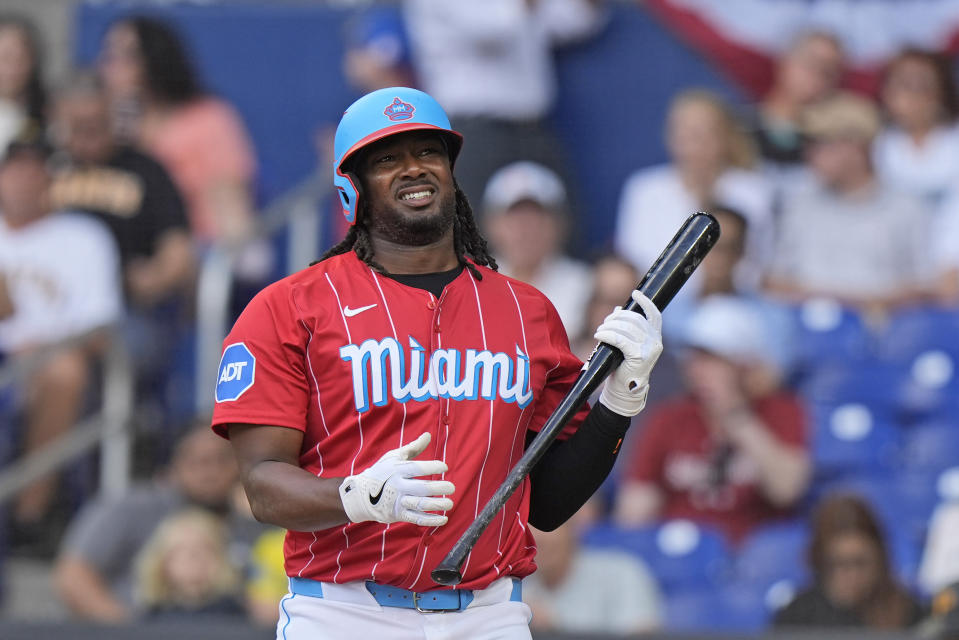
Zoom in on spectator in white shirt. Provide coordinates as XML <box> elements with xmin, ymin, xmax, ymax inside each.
<box><xmin>403</xmin><ymin>0</ymin><xmax>604</xmax><ymax>208</ymax></box>
<box><xmin>875</xmin><ymin>48</ymin><xmax>959</xmax><ymax>208</ymax></box>
<box><xmin>0</xmin><ymin>134</ymin><xmax>121</xmax><ymax>549</ymax></box>
<box><xmin>483</xmin><ymin>160</ymin><xmax>592</xmax><ymax>338</ymax></box>
<box><xmin>615</xmin><ymin>89</ymin><xmax>774</xmax><ymax>339</ymax></box>
<box><xmin>766</xmin><ymin>92</ymin><xmax>930</xmax><ymax>313</ymax></box>
<box><xmin>874</xmin><ymin>48</ymin><xmax>959</xmax><ymax>304</ymax></box>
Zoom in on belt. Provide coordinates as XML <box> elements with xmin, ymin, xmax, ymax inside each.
<box><xmin>288</xmin><ymin>577</ymin><xmax>522</xmax><ymax>613</ymax></box>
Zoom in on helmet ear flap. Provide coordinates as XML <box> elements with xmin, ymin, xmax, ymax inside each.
<box><xmin>334</xmin><ymin>169</ymin><xmax>362</xmax><ymax>225</ymax></box>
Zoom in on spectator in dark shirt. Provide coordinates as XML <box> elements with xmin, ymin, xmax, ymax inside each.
<box><xmin>752</xmin><ymin>30</ymin><xmax>845</xmax><ymax>167</ymax></box>
<box><xmin>49</xmin><ymin>73</ymin><xmax>195</xmax><ymax>310</ymax></box>
<box><xmin>775</xmin><ymin>493</ymin><xmax>925</xmax><ymax>630</ymax></box>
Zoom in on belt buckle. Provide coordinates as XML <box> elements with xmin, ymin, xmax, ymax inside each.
<box><xmin>412</xmin><ymin>590</ymin><xmax>456</xmax><ymax>613</ymax></box>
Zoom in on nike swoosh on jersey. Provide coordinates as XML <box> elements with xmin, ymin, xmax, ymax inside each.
<box><xmin>344</xmin><ymin>303</ymin><xmax>378</xmax><ymax>317</ymax></box>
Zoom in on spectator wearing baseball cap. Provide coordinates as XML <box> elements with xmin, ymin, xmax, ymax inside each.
<box><xmin>765</xmin><ymin>91</ymin><xmax>933</xmax><ymax>314</ymax></box>
<box><xmin>0</xmin><ymin>129</ymin><xmax>122</xmax><ymax>553</ymax></box>
<box><xmin>482</xmin><ymin>160</ymin><xmax>593</xmax><ymax>338</ymax></box>
<box><xmin>613</xmin><ymin>295</ymin><xmax>811</xmax><ymax>545</ymax></box>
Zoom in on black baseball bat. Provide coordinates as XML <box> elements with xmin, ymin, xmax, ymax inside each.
<box><xmin>430</xmin><ymin>211</ymin><xmax>720</xmax><ymax>586</ymax></box>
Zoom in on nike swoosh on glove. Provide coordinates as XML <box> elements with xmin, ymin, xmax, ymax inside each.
<box><xmin>339</xmin><ymin>433</ymin><xmax>456</xmax><ymax>527</ymax></box>
<box><xmin>595</xmin><ymin>290</ymin><xmax>663</xmax><ymax>417</ymax></box>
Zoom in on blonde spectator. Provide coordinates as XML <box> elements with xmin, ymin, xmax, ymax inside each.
<box><xmin>135</xmin><ymin>508</ymin><xmax>244</xmax><ymax>620</ymax></box>
<box><xmin>615</xmin><ymin>89</ymin><xmax>774</xmax><ymax>339</ymax></box>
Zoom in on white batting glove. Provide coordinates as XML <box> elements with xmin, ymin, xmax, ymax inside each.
<box><xmin>595</xmin><ymin>291</ymin><xmax>664</xmax><ymax>417</ymax></box>
<box><xmin>339</xmin><ymin>433</ymin><xmax>455</xmax><ymax>527</ymax></box>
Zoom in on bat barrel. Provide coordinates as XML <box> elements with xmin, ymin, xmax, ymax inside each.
<box><xmin>631</xmin><ymin>211</ymin><xmax>720</xmax><ymax>312</ymax></box>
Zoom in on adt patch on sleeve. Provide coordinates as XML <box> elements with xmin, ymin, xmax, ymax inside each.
<box><xmin>215</xmin><ymin>342</ymin><xmax>256</xmax><ymax>402</ymax></box>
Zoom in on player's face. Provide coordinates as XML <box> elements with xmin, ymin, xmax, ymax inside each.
<box><xmin>357</xmin><ymin>130</ymin><xmax>456</xmax><ymax>246</ymax></box>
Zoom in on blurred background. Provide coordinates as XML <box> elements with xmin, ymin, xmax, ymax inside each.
<box><xmin>3</xmin><ymin>0</ymin><xmax>959</xmax><ymax>638</ymax></box>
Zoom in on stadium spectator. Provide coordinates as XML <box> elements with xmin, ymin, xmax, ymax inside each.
<box><xmin>751</xmin><ymin>30</ymin><xmax>845</xmax><ymax>167</ymax></box>
<box><xmin>875</xmin><ymin>48</ymin><xmax>959</xmax><ymax>208</ymax></box>
<box><xmin>343</xmin><ymin>5</ymin><xmax>416</xmax><ymax>93</ymax></box>
<box><xmin>919</xmin><ymin>501</ymin><xmax>959</xmax><ymax>597</ymax></box>
<box><xmin>48</xmin><ymin>73</ymin><xmax>195</xmax><ymax>310</ymax></box>
<box><xmin>524</xmin><ymin>510</ymin><xmax>664</xmax><ymax>635</ymax></box>
<box><xmin>774</xmin><ymin>493</ymin><xmax>924</xmax><ymax>630</ymax></box>
<box><xmin>483</xmin><ymin>160</ymin><xmax>592</xmax><ymax>337</ymax></box>
<box><xmin>765</xmin><ymin>92</ymin><xmax>932</xmax><ymax>313</ymax></box>
<box><xmin>97</xmin><ymin>16</ymin><xmax>259</xmax><ymax>250</ymax></box>
<box><xmin>0</xmin><ymin>133</ymin><xmax>122</xmax><ymax>552</ymax></box>
<box><xmin>134</xmin><ymin>508</ymin><xmax>245</xmax><ymax>621</ymax></box>
<box><xmin>402</xmin><ymin>0</ymin><xmax>604</xmax><ymax>208</ymax></box>
<box><xmin>0</xmin><ymin>15</ymin><xmax>45</xmax><ymax>156</ymax></box>
<box><xmin>613</xmin><ymin>295</ymin><xmax>810</xmax><ymax>545</ymax></box>
<box><xmin>615</xmin><ymin>89</ymin><xmax>774</xmax><ymax>339</ymax></box>
<box><xmin>54</xmin><ymin>425</ymin><xmax>240</xmax><ymax>622</ymax></box>
<box><xmin>875</xmin><ymin>48</ymin><xmax>959</xmax><ymax>306</ymax></box>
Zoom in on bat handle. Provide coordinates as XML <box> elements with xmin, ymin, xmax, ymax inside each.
<box><xmin>430</xmin><ymin>563</ymin><xmax>463</xmax><ymax>587</ymax></box>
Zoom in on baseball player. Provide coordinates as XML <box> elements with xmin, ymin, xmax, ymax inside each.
<box><xmin>212</xmin><ymin>87</ymin><xmax>663</xmax><ymax>639</ymax></box>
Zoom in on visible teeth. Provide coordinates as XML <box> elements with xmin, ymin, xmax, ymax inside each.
<box><xmin>401</xmin><ymin>190</ymin><xmax>432</xmax><ymax>201</ymax></box>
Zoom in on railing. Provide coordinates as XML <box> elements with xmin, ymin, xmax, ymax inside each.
<box><xmin>0</xmin><ymin>181</ymin><xmax>328</xmax><ymax>505</ymax></box>
<box><xmin>0</xmin><ymin>329</ymin><xmax>134</xmax><ymax>505</ymax></box>
<box><xmin>194</xmin><ymin>177</ymin><xmax>328</xmax><ymax>415</ymax></box>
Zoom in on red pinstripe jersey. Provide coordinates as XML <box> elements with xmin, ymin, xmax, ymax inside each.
<box><xmin>212</xmin><ymin>251</ymin><xmax>588</xmax><ymax>591</ymax></box>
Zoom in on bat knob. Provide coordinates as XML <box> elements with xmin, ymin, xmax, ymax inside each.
<box><xmin>430</xmin><ymin>567</ymin><xmax>463</xmax><ymax>586</ymax></box>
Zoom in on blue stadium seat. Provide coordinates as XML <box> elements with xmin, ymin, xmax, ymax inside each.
<box><xmin>807</xmin><ymin>402</ymin><xmax>902</xmax><ymax>480</ymax></box>
<box><xmin>895</xmin><ymin>350</ymin><xmax>959</xmax><ymax>422</ymax></box>
<box><xmin>582</xmin><ymin>520</ymin><xmax>731</xmax><ymax>594</ymax></box>
<box><xmin>798</xmin><ymin>360</ymin><xmax>901</xmax><ymax>411</ymax></box>
<box><xmin>734</xmin><ymin>521</ymin><xmax>809</xmax><ymax>589</ymax></box>
<box><xmin>900</xmin><ymin>420</ymin><xmax>959</xmax><ymax>474</ymax></box>
<box><xmin>789</xmin><ymin>300</ymin><xmax>872</xmax><ymax>372</ymax></box>
<box><xmin>664</xmin><ymin>583</ymin><xmax>767</xmax><ymax>633</ymax></box>
<box><xmin>878</xmin><ymin>307</ymin><xmax>959</xmax><ymax>365</ymax></box>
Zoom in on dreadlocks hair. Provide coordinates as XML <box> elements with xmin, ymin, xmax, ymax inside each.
<box><xmin>315</xmin><ymin>181</ymin><xmax>498</xmax><ymax>280</ymax></box>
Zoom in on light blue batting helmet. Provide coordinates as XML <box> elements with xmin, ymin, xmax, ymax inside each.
<box><xmin>333</xmin><ymin>87</ymin><xmax>463</xmax><ymax>225</ymax></box>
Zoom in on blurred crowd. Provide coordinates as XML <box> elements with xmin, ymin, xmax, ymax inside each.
<box><xmin>2</xmin><ymin>1</ymin><xmax>959</xmax><ymax>637</ymax></box>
